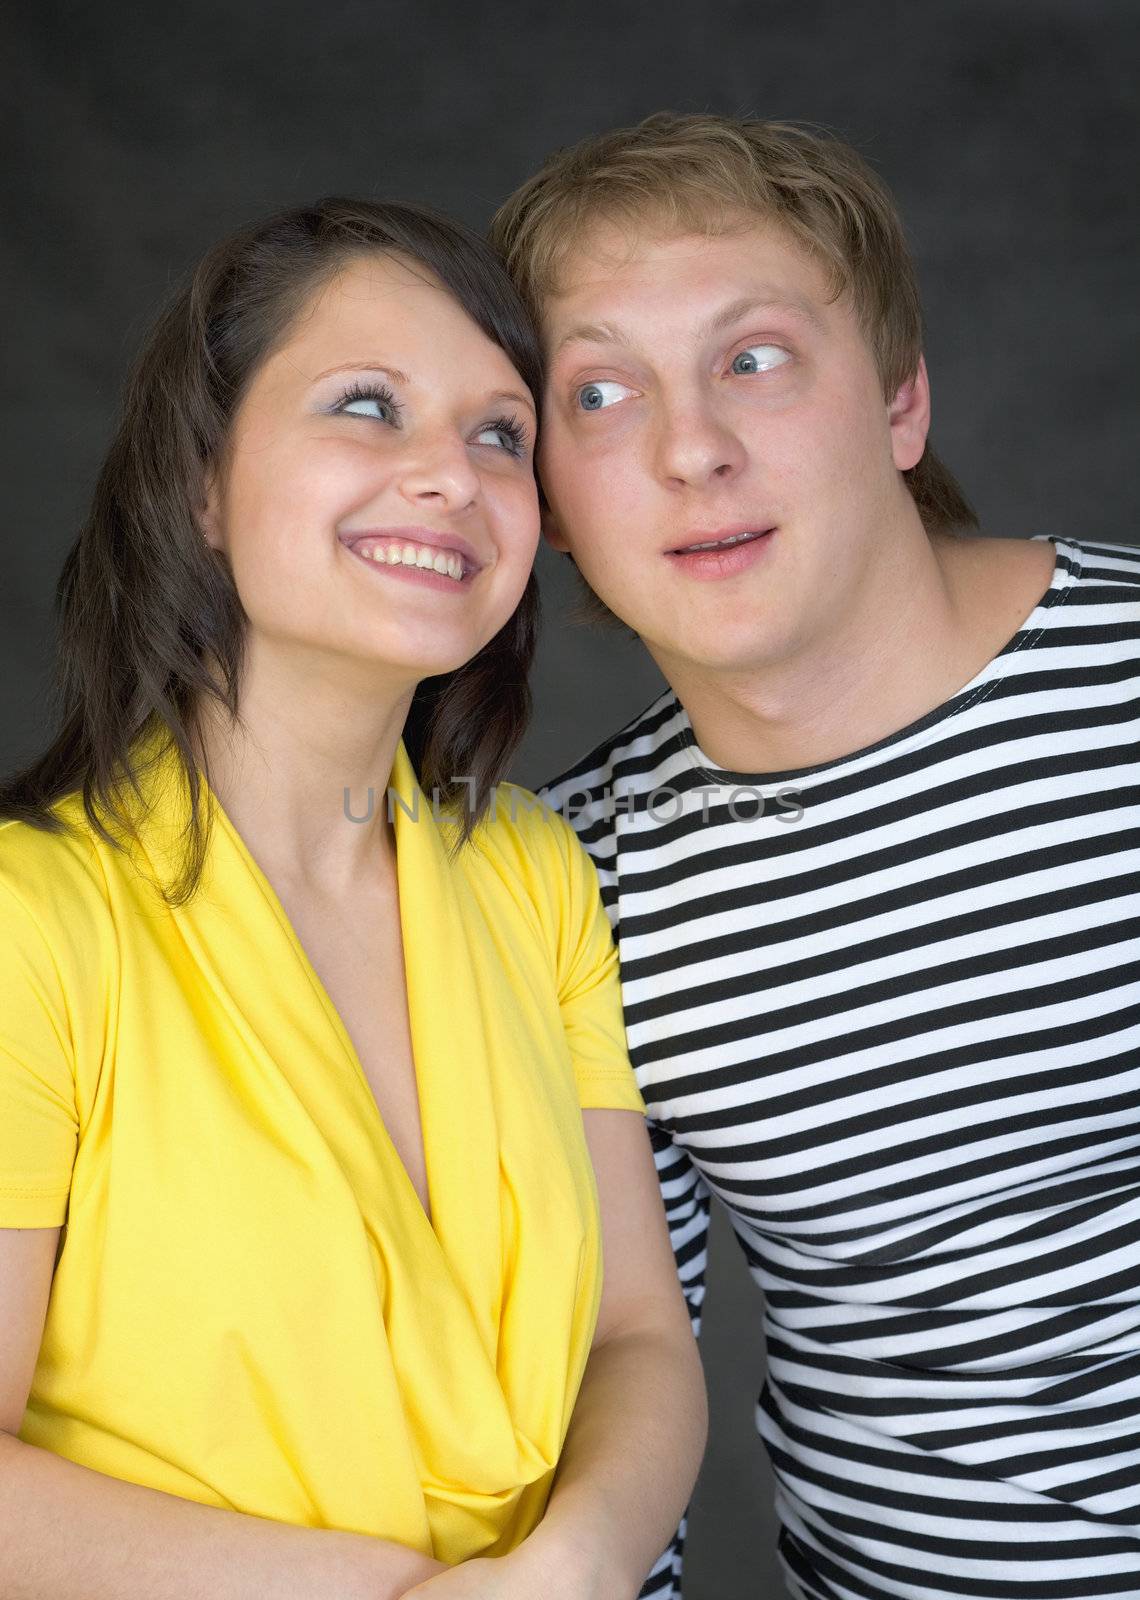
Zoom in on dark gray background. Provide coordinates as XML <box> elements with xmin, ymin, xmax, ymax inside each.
<box><xmin>4</xmin><ymin>2</ymin><xmax>1138</xmax><ymax>1593</ymax></box>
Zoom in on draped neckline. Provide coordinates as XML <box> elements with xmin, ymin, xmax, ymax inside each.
<box><xmin>119</xmin><ymin>727</ymin><xmax>507</xmax><ymax>1338</ymax></box>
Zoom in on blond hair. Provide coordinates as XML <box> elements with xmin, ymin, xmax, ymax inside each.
<box><xmin>491</xmin><ymin>112</ymin><xmax>976</xmax><ymax>550</ymax></box>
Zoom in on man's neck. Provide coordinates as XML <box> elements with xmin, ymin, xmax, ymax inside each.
<box><xmin>652</xmin><ymin>532</ymin><xmax>1057</xmax><ymax>777</ymax></box>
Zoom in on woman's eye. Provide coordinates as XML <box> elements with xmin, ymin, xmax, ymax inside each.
<box><xmin>473</xmin><ymin>422</ymin><xmax>524</xmax><ymax>454</ymax></box>
<box><xmin>731</xmin><ymin>345</ymin><xmax>790</xmax><ymax>375</ymax></box>
<box><xmin>340</xmin><ymin>395</ymin><xmax>395</xmax><ymax>421</ymax></box>
<box><xmin>575</xmin><ymin>380</ymin><xmax>633</xmax><ymax>412</ymax></box>
<box><xmin>334</xmin><ymin>382</ymin><xmax>400</xmax><ymax>423</ymax></box>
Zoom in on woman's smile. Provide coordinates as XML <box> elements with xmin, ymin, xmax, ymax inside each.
<box><xmin>338</xmin><ymin>525</ymin><xmax>484</xmax><ymax>588</ymax></box>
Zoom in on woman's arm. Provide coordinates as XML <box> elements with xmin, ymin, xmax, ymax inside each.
<box><xmin>408</xmin><ymin>1108</ymin><xmax>708</xmax><ymax>1598</ymax></box>
<box><xmin>524</xmin><ymin>1106</ymin><xmax>709</xmax><ymax>1592</ymax></box>
<box><xmin>0</xmin><ymin>1227</ymin><xmax>447</xmax><ymax>1600</ymax></box>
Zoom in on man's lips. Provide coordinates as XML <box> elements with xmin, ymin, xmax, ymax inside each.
<box><xmin>667</xmin><ymin>525</ymin><xmax>777</xmax><ymax>555</ymax></box>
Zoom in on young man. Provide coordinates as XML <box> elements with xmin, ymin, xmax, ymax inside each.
<box><xmin>491</xmin><ymin>115</ymin><xmax>1140</xmax><ymax>1600</ymax></box>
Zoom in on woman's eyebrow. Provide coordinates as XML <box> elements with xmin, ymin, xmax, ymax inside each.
<box><xmin>488</xmin><ymin>388</ymin><xmax>537</xmax><ymax>416</ymax></box>
<box><xmin>311</xmin><ymin>360</ymin><xmax>411</xmax><ymax>383</ymax></box>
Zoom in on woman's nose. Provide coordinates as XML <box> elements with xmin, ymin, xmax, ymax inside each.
<box><xmin>397</xmin><ymin>431</ymin><xmax>481</xmax><ymax>510</ymax></box>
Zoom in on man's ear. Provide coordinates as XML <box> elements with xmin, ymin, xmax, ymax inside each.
<box><xmin>888</xmin><ymin>355</ymin><xmax>932</xmax><ymax>473</ymax></box>
<box><xmin>541</xmin><ymin>503</ymin><xmax>571</xmax><ymax>554</ymax></box>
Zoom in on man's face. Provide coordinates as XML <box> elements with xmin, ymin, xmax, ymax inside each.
<box><xmin>538</xmin><ymin>219</ymin><xmax>928</xmax><ymax>683</ymax></box>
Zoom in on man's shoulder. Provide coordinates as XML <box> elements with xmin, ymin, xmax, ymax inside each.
<box><xmin>1040</xmin><ymin>536</ymin><xmax>1140</xmax><ymax>653</ymax></box>
<box><xmin>964</xmin><ymin>534</ymin><xmax>1139</xmax><ymax>668</ymax></box>
<box><xmin>538</xmin><ymin>689</ymin><xmax>683</xmax><ymax>842</ymax></box>
<box><xmin>1057</xmin><ymin>535</ymin><xmax>1140</xmax><ymax>591</ymax></box>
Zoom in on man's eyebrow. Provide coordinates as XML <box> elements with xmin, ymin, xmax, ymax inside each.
<box><xmin>307</xmin><ymin>361</ymin><xmax>535</xmax><ymax>414</ymax></box>
<box><xmin>703</xmin><ymin>294</ymin><xmax>825</xmax><ymax>336</ymax></box>
<box><xmin>552</xmin><ymin>292</ymin><xmax>824</xmax><ymax>357</ymax></box>
<box><xmin>551</xmin><ymin>321</ymin><xmax>629</xmax><ymax>356</ymax></box>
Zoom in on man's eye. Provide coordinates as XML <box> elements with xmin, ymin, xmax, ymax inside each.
<box><xmin>731</xmin><ymin>345</ymin><xmax>790</xmax><ymax>375</ymax></box>
<box><xmin>575</xmin><ymin>380</ymin><xmax>633</xmax><ymax>412</ymax></box>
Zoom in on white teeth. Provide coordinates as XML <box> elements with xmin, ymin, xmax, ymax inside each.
<box><xmin>683</xmin><ymin>530</ymin><xmax>763</xmax><ymax>553</ymax></box>
<box><xmin>352</xmin><ymin>540</ymin><xmax>466</xmax><ymax>581</ymax></box>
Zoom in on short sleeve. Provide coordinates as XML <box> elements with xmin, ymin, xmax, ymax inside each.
<box><xmin>543</xmin><ymin>809</ymin><xmax>645</xmax><ymax>1115</ymax></box>
<box><xmin>0</xmin><ymin>876</ymin><xmax>79</xmax><ymax>1227</ymax></box>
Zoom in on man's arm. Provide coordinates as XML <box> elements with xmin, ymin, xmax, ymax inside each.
<box><xmin>636</xmin><ymin>1122</ymin><xmax>712</xmax><ymax>1597</ymax></box>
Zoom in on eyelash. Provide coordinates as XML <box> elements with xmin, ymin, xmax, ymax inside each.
<box><xmin>483</xmin><ymin>414</ymin><xmax>530</xmax><ymax>457</ymax></box>
<box><xmin>335</xmin><ymin>379</ymin><xmax>401</xmax><ymax>420</ymax></box>
<box><xmin>332</xmin><ymin>380</ymin><xmax>529</xmax><ymax>458</ymax></box>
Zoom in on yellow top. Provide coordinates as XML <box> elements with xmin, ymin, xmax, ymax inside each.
<box><xmin>0</xmin><ymin>729</ymin><xmax>643</xmax><ymax>1562</ymax></box>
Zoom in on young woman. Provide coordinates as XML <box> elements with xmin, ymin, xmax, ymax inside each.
<box><xmin>0</xmin><ymin>199</ymin><xmax>706</xmax><ymax>1600</ymax></box>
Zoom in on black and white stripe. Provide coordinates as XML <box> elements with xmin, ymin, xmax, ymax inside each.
<box><xmin>543</xmin><ymin>537</ymin><xmax>1140</xmax><ymax>1599</ymax></box>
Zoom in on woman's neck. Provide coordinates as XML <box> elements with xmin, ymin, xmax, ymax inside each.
<box><xmin>193</xmin><ymin>640</ymin><xmax>415</xmax><ymax>896</ymax></box>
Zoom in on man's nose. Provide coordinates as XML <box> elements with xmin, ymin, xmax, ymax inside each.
<box><xmin>653</xmin><ymin>394</ymin><xmax>746</xmax><ymax>489</ymax></box>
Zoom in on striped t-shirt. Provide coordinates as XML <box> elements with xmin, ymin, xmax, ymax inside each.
<box><xmin>541</xmin><ymin>536</ymin><xmax>1140</xmax><ymax>1600</ymax></box>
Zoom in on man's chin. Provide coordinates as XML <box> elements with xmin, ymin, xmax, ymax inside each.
<box><xmin>643</xmin><ymin>625</ymin><xmax>790</xmax><ymax>686</ymax></box>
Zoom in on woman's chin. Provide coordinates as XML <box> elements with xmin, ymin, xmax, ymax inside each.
<box><xmin>358</xmin><ymin>634</ymin><xmax>493</xmax><ymax>684</ymax></box>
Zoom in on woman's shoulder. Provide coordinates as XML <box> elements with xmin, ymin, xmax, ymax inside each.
<box><xmin>465</xmin><ymin>782</ymin><xmax>590</xmax><ymax>895</ymax></box>
<box><xmin>0</xmin><ymin>800</ymin><xmax>114</xmax><ymax>941</ymax></box>
<box><xmin>459</xmin><ymin>782</ymin><xmax>612</xmax><ymax>978</ymax></box>
<box><xmin>0</xmin><ymin>726</ymin><xmax>187</xmax><ymax>922</ymax></box>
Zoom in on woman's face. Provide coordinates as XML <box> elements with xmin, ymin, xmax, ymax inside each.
<box><xmin>201</xmin><ymin>252</ymin><xmax>540</xmax><ymax>688</ymax></box>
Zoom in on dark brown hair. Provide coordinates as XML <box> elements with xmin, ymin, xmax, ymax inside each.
<box><xmin>0</xmin><ymin>197</ymin><xmax>543</xmax><ymax>902</ymax></box>
<box><xmin>491</xmin><ymin>112</ymin><xmax>977</xmax><ymax>626</ymax></box>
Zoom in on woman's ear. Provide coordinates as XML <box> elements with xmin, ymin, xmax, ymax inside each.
<box><xmin>541</xmin><ymin>504</ymin><xmax>570</xmax><ymax>554</ymax></box>
<box><xmin>198</xmin><ymin>464</ymin><xmax>224</xmax><ymax>551</ymax></box>
<box><xmin>889</xmin><ymin>355</ymin><xmax>932</xmax><ymax>473</ymax></box>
